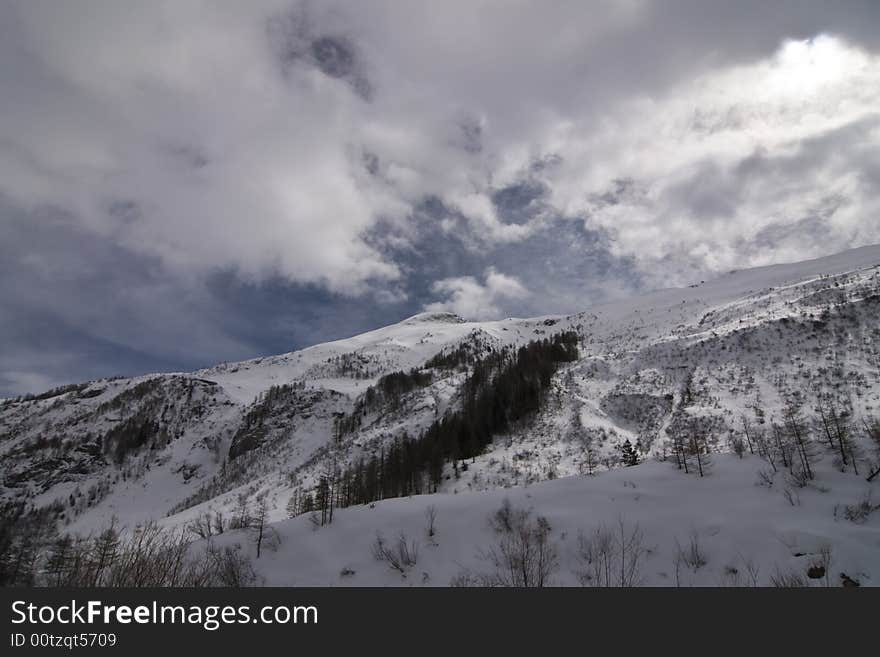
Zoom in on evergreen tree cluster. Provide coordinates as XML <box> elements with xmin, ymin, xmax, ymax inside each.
<box><xmin>336</xmin><ymin>369</ymin><xmax>435</xmax><ymax>438</ymax></box>
<box><xmin>372</xmin><ymin>369</ymin><xmax>433</xmax><ymax>402</ymax></box>
<box><xmin>103</xmin><ymin>415</ymin><xmax>166</xmax><ymax>465</ymax></box>
<box><xmin>619</xmin><ymin>439</ymin><xmax>640</xmax><ymax>466</ymax></box>
<box><xmin>423</xmin><ymin>339</ymin><xmax>482</xmax><ymax>370</ymax></box>
<box><xmin>330</xmin><ymin>332</ymin><xmax>579</xmax><ymax>509</ymax></box>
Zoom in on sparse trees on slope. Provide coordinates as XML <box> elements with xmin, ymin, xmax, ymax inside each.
<box><xmin>740</xmin><ymin>415</ymin><xmax>756</xmax><ymax>455</ymax></box>
<box><xmin>670</xmin><ymin>432</ymin><xmax>689</xmax><ymax>474</ymax></box>
<box><xmin>689</xmin><ymin>434</ymin><xmax>709</xmax><ymax>477</ymax></box>
<box><xmin>749</xmin><ymin>422</ymin><xmax>777</xmax><ymax>473</ymax></box>
<box><xmin>816</xmin><ymin>394</ymin><xmax>859</xmax><ymax>473</ymax></box>
<box><xmin>771</xmin><ymin>422</ymin><xmax>793</xmax><ymax>471</ymax></box>
<box><xmin>782</xmin><ymin>400</ymin><xmax>814</xmax><ymax>481</ymax></box>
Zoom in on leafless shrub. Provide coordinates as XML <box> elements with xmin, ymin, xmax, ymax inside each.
<box><xmin>806</xmin><ymin>545</ymin><xmax>833</xmax><ymax>587</ymax></box>
<box><xmin>34</xmin><ymin>515</ymin><xmax>264</xmax><ymax>588</ymax></box>
<box><xmin>476</xmin><ymin>502</ymin><xmax>559</xmax><ymax>587</ymax></box>
<box><xmin>770</xmin><ymin>567</ymin><xmax>808</xmax><ymax>587</ymax></box>
<box><xmin>51</xmin><ymin>521</ymin><xmax>260</xmax><ymax>587</ymax></box>
<box><xmin>786</xmin><ymin>467</ymin><xmax>812</xmax><ymax>489</ymax></box>
<box><xmin>719</xmin><ymin>564</ymin><xmax>743</xmax><ymax>587</ymax></box>
<box><xmin>103</xmin><ymin>523</ymin><xmax>194</xmax><ymax>586</ymax></box>
<box><xmin>425</xmin><ymin>505</ymin><xmax>437</xmax><ymax>542</ymax></box>
<box><xmin>450</xmin><ymin>569</ymin><xmax>478</xmax><ymax>587</ymax></box>
<box><xmin>576</xmin><ymin>518</ymin><xmax>646</xmax><ymax>587</ymax></box>
<box><xmin>730</xmin><ymin>435</ymin><xmax>746</xmax><ymax>459</ymax></box>
<box><xmin>308</xmin><ymin>512</ymin><xmax>321</xmax><ymax>530</ymax></box>
<box><xmin>718</xmin><ymin>552</ymin><xmax>762</xmax><ymax>587</ymax></box>
<box><xmin>203</xmin><ymin>544</ymin><xmax>259</xmax><ymax>587</ymax></box>
<box><xmin>674</xmin><ymin>531</ymin><xmax>708</xmax><ymax>573</ymax></box>
<box><xmin>841</xmin><ymin>489</ymin><xmax>878</xmax><ymax>523</ymax></box>
<box><xmin>576</xmin><ymin>525</ymin><xmax>615</xmax><ymax>587</ymax></box>
<box><xmin>397</xmin><ymin>534</ymin><xmax>419</xmax><ymax>568</ymax></box>
<box><xmin>782</xmin><ymin>487</ymin><xmax>801</xmax><ymax>507</ymax></box>
<box><xmin>187</xmin><ymin>511</ymin><xmax>227</xmax><ymax>540</ymax></box>
<box><xmin>738</xmin><ymin>553</ymin><xmax>761</xmax><ymax>587</ymax></box>
<box><xmin>755</xmin><ymin>468</ymin><xmax>775</xmax><ymax>488</ymax></box>
<box><xmin>187</xmin><ymin>513</ymin><xmax>215</xmax><ymax>540</ymax></box>
<box><xmin>490</xmin><ymin>498</ymin><xmax>524</xmax><ymax>534</ymax></box>
<box><xmin>372</xmin><ymin>532</ymin><xmax>419</xmax><ymax>576</ymax></box>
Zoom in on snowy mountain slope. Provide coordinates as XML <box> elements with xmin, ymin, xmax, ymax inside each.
<box><xmin>210</xmin><ymin>453</ymin><xmax>879</xmax><ymax>587</ymax></box>
<box><xmin>434</xmin><ymin>247</ymin><xmax>880</xmax><ymax>494</ymax></box>
<box><xmin>1</xmin><ymin>245</ymin><xmax>879</xmax><ymax>563</ymax></box>
<box><xmin>0</xmin><ymin>310</ymin><xmax>566</xmax><ymax>533</ymax></box>
<box><xmin>195</xmin><ymin>310</ymin><xmax>562</xmax><ymax>403</ymax></box>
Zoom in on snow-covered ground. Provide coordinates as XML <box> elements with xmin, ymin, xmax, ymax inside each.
<box><xmin>210</xmin><ymin>452</ymin><xmax>880</xmax><ymax>587</ymax></box>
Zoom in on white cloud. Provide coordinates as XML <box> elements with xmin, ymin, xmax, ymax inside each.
<box><xmin>424</xmin><ymin>267</ymin><xmax>529</xmax><ymax>320</ymax></box>
<box><xmin>539</xmin><ymin>35</ymin><xmax>880</xmax><ymax>283</ymax></box>
<box><xmin>1</xmin><ymin>2</ymin><xmax>879</xmax><ymax>297</ymax></box>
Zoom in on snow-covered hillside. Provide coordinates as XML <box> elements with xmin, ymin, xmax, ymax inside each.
<box><xmin>228</xmin><ymin>453</ymin><xmax>878</xmax><ymax>587</ymax></box>
<box><xmin>2</xmin><ymin>245</ymin><xmax>879</xmax><ymax>586</ymax></box>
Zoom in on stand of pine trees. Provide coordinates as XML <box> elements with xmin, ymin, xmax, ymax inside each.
<box><xmin>332</xmin><ymin>332</ymin><xmax>579</xmax><ymax>509</ymax></box>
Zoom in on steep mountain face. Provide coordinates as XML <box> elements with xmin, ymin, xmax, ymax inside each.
<box><xmin>2</xmin><ymin>246</ymin><xmax>879</xmax><ymax>536</ymax></box>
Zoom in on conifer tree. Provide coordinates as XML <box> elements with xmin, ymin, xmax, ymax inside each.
<box><xmin>619</xmin><ymin>439</ymin><xmax>639</xmax><ymax>467</ymax></box>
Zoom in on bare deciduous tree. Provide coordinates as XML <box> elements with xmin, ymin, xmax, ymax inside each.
<box><xmin>250</xmin><ymin>499</ymin><xmax>279</xmax><ymax>558</ymax></box>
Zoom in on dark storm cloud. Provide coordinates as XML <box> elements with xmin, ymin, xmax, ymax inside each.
<box><xmin>492</xmin><ymin>181</ymin><xmax>549</xmax><ymax>226</ymax></box>
<box><xmin>1</xmin><ymin>1</ymin><xmax>879</xmax><ymax>394</ymax></box>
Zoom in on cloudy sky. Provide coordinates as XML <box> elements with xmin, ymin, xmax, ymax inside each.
<box><xmin>2</xmin><ymin>0</ymin><xmax>880</xmax><ymax>396</ymax></box>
